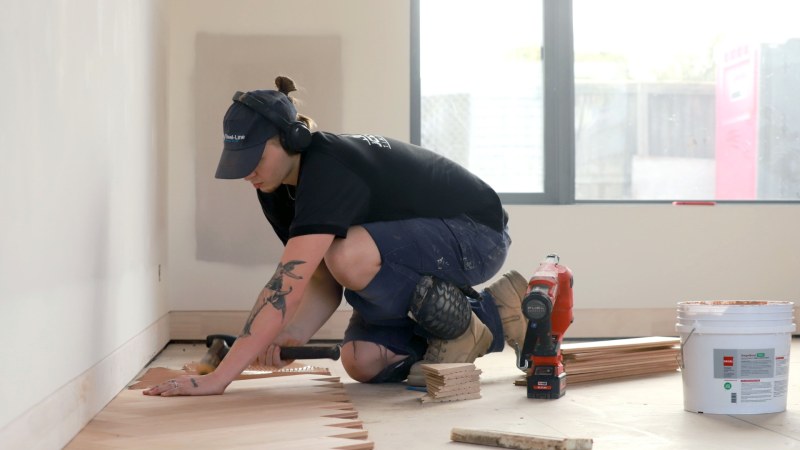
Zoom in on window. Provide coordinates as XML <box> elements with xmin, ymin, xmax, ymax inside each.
<box><xmin>418</xmin><ymin>0</ymin><xmax>546</xmax><ymax>197</ymax></box>
<box><xmin>415</xmin><ymin>0</ymin><xmax>800</xmax><ymax>202</ymax></box>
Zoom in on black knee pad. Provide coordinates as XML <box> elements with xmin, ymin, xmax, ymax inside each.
<box><xmin>409</xmin><ymin>276</ymin><xmax>472</xmax><ymax>339</ymax></box>
<box><xmin>366</xmin><ymin>355</ymin><xmax>416</xmax><ymax>383</ymax></box>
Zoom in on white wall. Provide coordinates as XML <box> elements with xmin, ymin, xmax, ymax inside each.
<box><xmin>503</xmin><ymin>204</ymin><xmax>800</xmax><ymax>307</ymax></box>
<box><xmin>0</xmin><ymin>0</ymin><xmax>168</xmax><ymax>443</ymax></box>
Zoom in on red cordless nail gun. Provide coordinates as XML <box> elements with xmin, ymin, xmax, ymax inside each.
<box><xmin>519</xmin><ymin>254</ymin><xmax>574</xmax><ymax>399</ymax></box>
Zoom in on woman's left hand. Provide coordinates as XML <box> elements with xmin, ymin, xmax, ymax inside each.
<box><xmin>143</xmin><ymin>373</ymin><xmax>228</xmax><ymax>397</ymax></box>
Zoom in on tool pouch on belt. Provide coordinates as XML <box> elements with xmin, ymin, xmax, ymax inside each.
<box><xmin>410</xmin><ymin>276</ymin><xmax>472</xmax><ymax>339</ymax></box>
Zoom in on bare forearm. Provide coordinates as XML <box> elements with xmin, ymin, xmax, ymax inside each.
<box><xmin>211</xmin><ymin>260</ymin><xmax>309</xmax><ymax>383</ymax></box>
<box><xmin>283</xmin><ymin>262</ymin><xmax>343</xmax><ymax>343</ymax></box>
<box><xmin>145</xmin><ymin>234</ymin><xmax>335</xmax><ymax>397</ymax></box>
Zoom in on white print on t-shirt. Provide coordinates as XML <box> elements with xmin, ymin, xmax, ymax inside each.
<box><xmin>345</xmin><ymin>134</ymin><xmax>391</xmax><ymax>149</ymax></box>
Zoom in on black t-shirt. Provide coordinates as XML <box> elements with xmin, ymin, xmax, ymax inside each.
<box><xmin>257</xmin><ymin>132</ymin><xmax>505</xmax><ymax>243</ymax></box>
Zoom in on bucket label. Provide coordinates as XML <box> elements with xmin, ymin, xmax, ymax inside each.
<box><xmin>713</xmin><ymin>348</ymin><xmax>775</xmax><ymax>379</ymax></box>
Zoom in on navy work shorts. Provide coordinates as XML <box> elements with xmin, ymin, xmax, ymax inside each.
<box><xmin>342</xmin><ymin>214</ymin><xmax>510</xmax><ymax>359</ymax></box>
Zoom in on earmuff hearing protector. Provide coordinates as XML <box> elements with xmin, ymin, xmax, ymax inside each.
<box><xmin>232</xmin><ymin>91</ymin><xmax>312</xmax><ymax>153</ymax></box>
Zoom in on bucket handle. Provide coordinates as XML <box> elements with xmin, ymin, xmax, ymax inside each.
<box><xmin>679</xmin><ymin>328</ymin><xmax>695</xmax><ymax>369</ymax></box>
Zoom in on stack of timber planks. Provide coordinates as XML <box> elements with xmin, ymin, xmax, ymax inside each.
<box><xmin>515</xmin><ymin>337</ymin><xmax>681</xmax><ymax>386</ymax></box>
<box><xmin>419</xmin><ymin>363</ymin><xmax>482</xmax><ymax>403</ymax></box>
<box><xmin>562</xmin><ymin>336</ymin><xmax>681</xmax><ymax>383</ymax></box>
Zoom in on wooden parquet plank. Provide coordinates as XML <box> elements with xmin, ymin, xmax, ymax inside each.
<box><xmin>66</xmin><ymin>374</ymin><xmax>373</xmax><ymax>449</ymax></box>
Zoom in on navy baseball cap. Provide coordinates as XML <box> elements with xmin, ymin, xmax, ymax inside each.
<box><xmin>215</xmin><ymin>90</ymin><xmax>297</xmax><ymax>179</ymax></box>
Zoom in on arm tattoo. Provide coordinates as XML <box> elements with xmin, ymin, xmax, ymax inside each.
<box><xmin>241</xmin><ymin>260</ymin><xmax>306</xmax><ymax>336</ymax></box>
<box><xmin>190</xmin><ymin>378</ymin><xmax>199</xmax><ymax>388</ymax></box>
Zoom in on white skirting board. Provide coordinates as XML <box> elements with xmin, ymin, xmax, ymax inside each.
<box><xmin>0</xmin><ymin>315</ymin><xmax>170</xmax><ymax>450</ymax></box>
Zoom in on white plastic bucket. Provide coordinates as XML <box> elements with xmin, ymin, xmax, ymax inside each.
<box><xmin>676</xmin><ymin>300</ymin><xmax>796</xmax><ymax>414</ymax></box>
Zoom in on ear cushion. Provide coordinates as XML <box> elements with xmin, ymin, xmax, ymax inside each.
<box><xmin>281</xmin><ymin>121</ymin><xmax>312</xmax><ymax>153</ymax></box>
<box><xmin>231</xmin><ymin>90</ymin><xmax>312</xmax><ymax>153</ymax></box>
